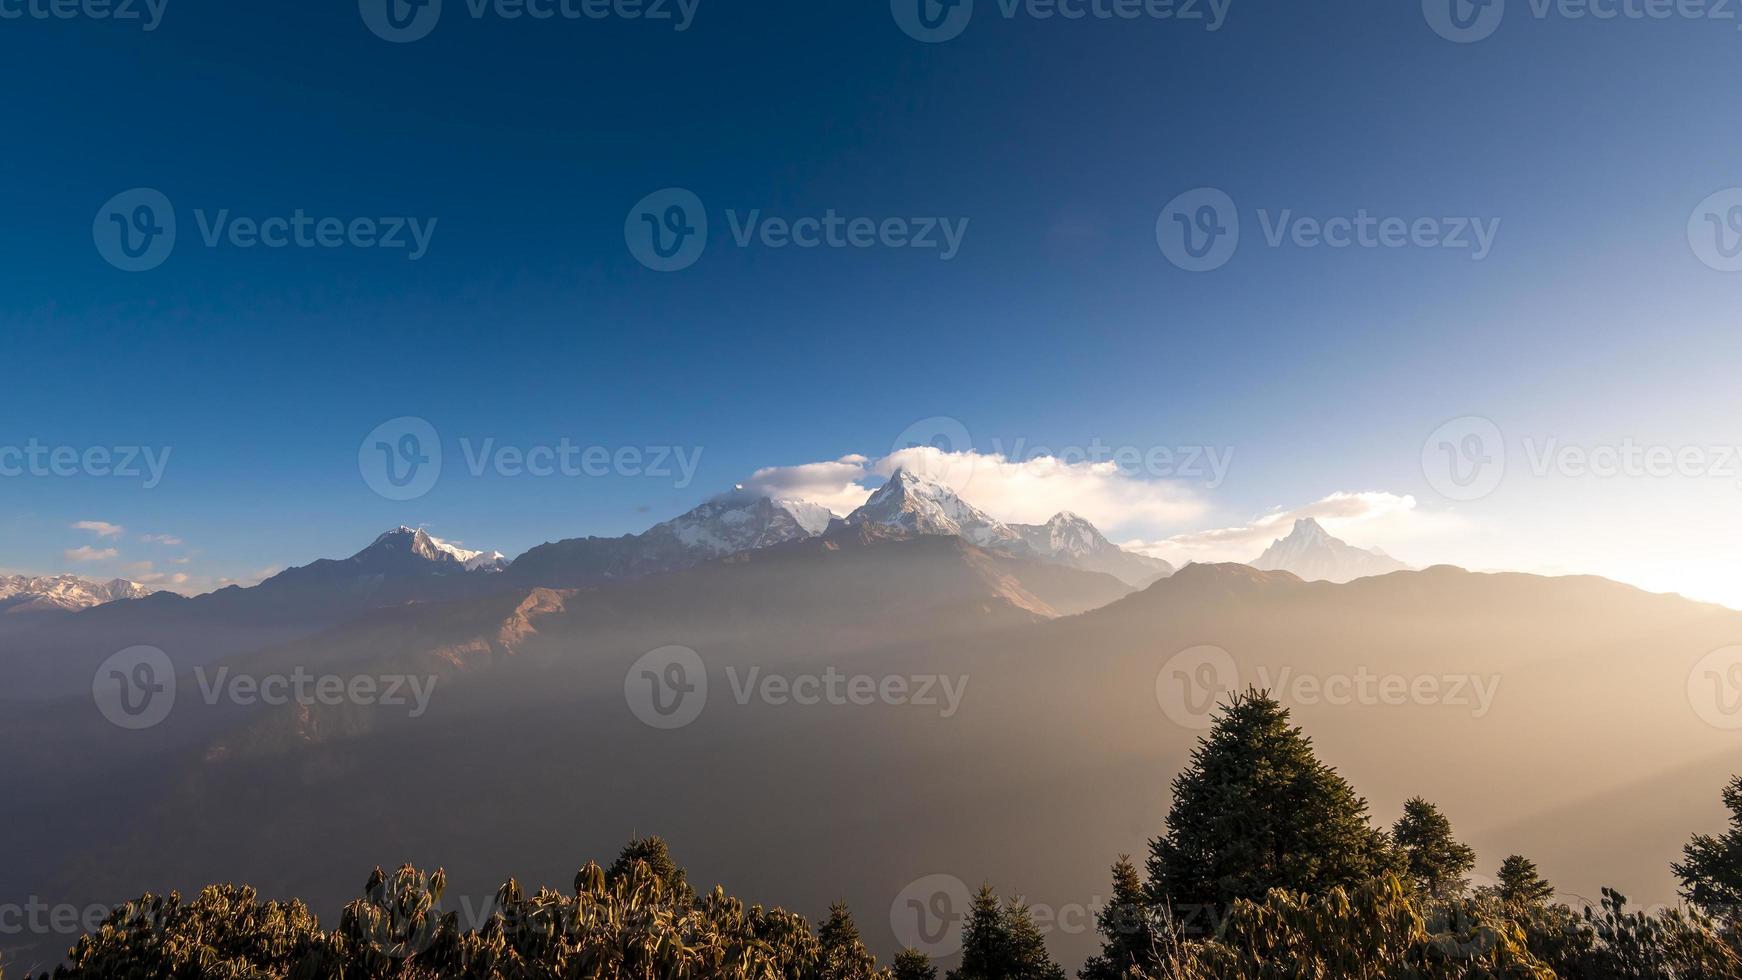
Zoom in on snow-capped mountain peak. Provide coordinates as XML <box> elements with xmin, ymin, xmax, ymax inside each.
<box><xmin>0</xmin><ymin>574</ymin><xmax>155</xmax><ymax>615</ymax></box>
<box><xmin>1008</xmin><ymin>511</ymin><xmax>1175</xmax><ymax>588</ymax></box>
<box><xmin>647</xmin><ymin>489</ymin><xmax>838</xmax><ymax>557</ymax></box>
<box><xmin>846</xmin><ymin>467</ymin><xmax>1020</xmax><ymax>549</ymax></box>
<box><xmin>1015</xmin><ymin>511</ymin><xmax>1112</xmax><ymax>559</ymax></box>
<box><xmin>1249</xmin><ymin>518</ymin><xmax>1408</xmax><ymax>584</ymax></box>
<box><xmin>355</xmin><ymin>526</ymin><xmax>510</xmax><ymax>572</ymax></box>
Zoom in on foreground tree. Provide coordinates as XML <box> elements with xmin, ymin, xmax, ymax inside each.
<box><xmin>891</xmin><ymin>948</ymin><xmax>937</xmax><ymax>980</ymax></box>
<box><xmin>948</xmin><ymin>886</ymin><xmax>1066</xmax><ymax>980</ymax></box>
<box><xmin>1496</xmin><ymin>854</ymin><xmax>1556</xmax><ymax>906</ymax></box>
<box><xmin>605</xmin><ymin>834</ymin><xmax>694</xmax><ymax>903</ymax></box>
<box><xmin>1392</xmin><ymin>797</ymin><xmax>1477</xmax><ymax>898</ymax></box>
<box><xmin>1079</xmin><ymin>856</ymin><xmax>1159</xmax><ymax>980</ymax></box>
<box><xmin>1675</xmin><ymin>774</ymin><xmax>1742</xmax><ymax>923</ymax></box>
<box><xmin>1147</xmin><ymin>688</ymin><xmax>1396</xmax><ymax>920</ymax></box>
<box><xmin>817</xmin><ymin>902</ymin><xmax>881</xmax><ymax>980</ymax></box>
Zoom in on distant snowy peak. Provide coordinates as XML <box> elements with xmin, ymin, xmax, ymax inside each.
<box><xmin>648</xmin><ymin>489</ymin><xmax>838</xmax><ymax>558</ymax></box>
<box><xmin>427</xmin><ymin>534</ymin><xmax>511</xmax><ymax>573</ymax></box>
<box><xmin>845</xmin><ymin>468</ymin><xmax>1021</xmax><ymax>550</ymax></box>
<box><xmin>1011</xmin><ymin>511</ymin><xmax>1174</xmax><ymax>589</ymax></box>
<box><xmin>1249</xmin><ymin>518</ymin><xmax>1408</xmax><ymax>584</ymax></box>
<box><xmin>1012</xmin><ymin>511</ymin><xmax>1112</xmax><ymax>559</ymax></box>
<box><xmin>356</xmin><ymin>527</ymin><xmax>510</xmax><ymax>573</ymax></box>
<box><xmin>0</xmin><ymin>574</ymin><xmax>154</xmax><ymax>615</ymax></box>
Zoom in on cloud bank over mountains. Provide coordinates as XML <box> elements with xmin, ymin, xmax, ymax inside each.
<box><xmin>741</xmin><ymin>445</ymin><xmax>1209</xmax><ymax>532</ymax></box>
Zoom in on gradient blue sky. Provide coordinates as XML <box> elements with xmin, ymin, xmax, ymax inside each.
<box><xmin>2</xmin><ymin>0</ymin><xmax>1740</xmax><ymax>604</ymax></box>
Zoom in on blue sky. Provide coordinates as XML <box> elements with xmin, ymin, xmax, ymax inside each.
<box><xmin>2</xmin><ymin>0</ymin><xmax>1741</xmax><ymax>604</ymax></box>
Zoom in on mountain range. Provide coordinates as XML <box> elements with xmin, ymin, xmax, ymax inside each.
<box><xmin>0</xmin><ymin>470</ymin><xmax>1169</xmax><ymax>699</ymax></box>
<box><xmin>0</xmin><ymin>574</ymin><xmax>152</xmax><ymax>615</ymax></box>
<box><xmin>11</xmin><ymin>475</ymin><xmax>1442</xmax><ymax>645</ymax></box>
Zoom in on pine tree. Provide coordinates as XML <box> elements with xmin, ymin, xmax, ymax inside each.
<box><xmin>1079</xmin><ymin>857</ymin><xmax>1159</xmax><ymax>980</ymax></box>
<box><xmin>1002</xmin><ymin>901</ymin><xmax>1066</xmax><ymax>980</ymax></box>
<box><xmin>817</xmin><ymin>902</ymin><xmax>880</xmax><ymax>980</ymax></box>
<box><xmin>1392</xmin><ymin>797</ymin><xmax>1477</xmax><ymax>898</ymax></box>
<box><xmin>1147</xmin><ymin>688</ymin><xmax>1396</xmax><ymax>920</ymax></box>
<box><xmin>605</xmin><ymin>835</ymin><xmax>694</xmax><ymax>903</ymax></box>
<box><xmin>1495</xmin><ymin>855</ymin><xmax>1556</xmax><ymax>905</ymax></box>
<box><xmin>951</xmin><ymin>886</ymin><xmax>1008</xmax><ymax>980</ymax></box>
<box><xmin>1674</xmin><ymin>774</ymin><xmax>1742</xmax><ymax>922</ymax></box>
<box><xmin>947</xmin><ymin>886</ymin><xmax>1065</xmax><ymax>980</ymax></box>
<box><xmin>891</xmin><ymin>948</ymin><xmax>937</xmax><ymax>980</ymax></box>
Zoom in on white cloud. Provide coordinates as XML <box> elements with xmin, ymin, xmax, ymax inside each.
<box><xmin>1121</xmin><ymin>491</ymin><xmax>1458</xmax><ymax>567</ymax></box>
<box><xmin>140</xmin><ymin>533</ymin><xmax>183</xmax><ymax>545</ymax></box>
<box><xmin>738</xmin><ymin>447</ymin><xmax>1206</xmax><ymax>532</ymax></box>
<box><xmin>65</xmin><ymin>545</ymin><xmax>119</xmax><ymax>562</ymax></box>
<box><xmin>137</xmin><ymin>571</ymin><xmax>190</xmax><ymax>586</ymax></box>
<box><xmin>72</xmin><ymin>520</ymin><xmax>124</xmax><ymax>538</ymax></box>
<box><xmin>740</xmin><ymin>455</ymin><xmax>876</xmax><ymax>516</ymax></box>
